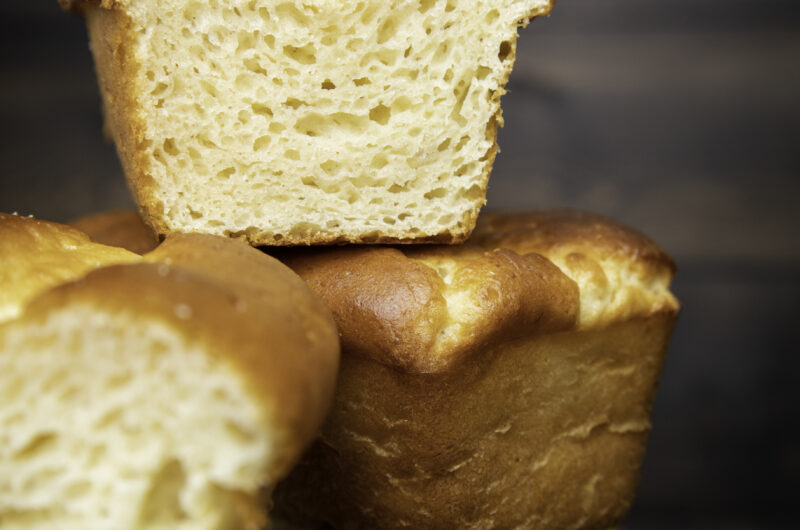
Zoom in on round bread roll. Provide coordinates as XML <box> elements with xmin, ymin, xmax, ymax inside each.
<box><xmin>0</xmin><ymin>217</ymin><xmax>340</xmax><ymax>529</ymax></box>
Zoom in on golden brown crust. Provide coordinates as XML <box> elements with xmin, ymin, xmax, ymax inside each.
<box><xmin>0</xmin><ymin>212</ymin><xmax>141</xmax><ymax>323</ymax></box>
<box><xmin>70</xmin><ymin>210</ymin><xmax>159</xmax><ymax>254</ymax></box>
<box><xmin>274</xmin><ymin>209</ymin><xmax>678</xmax><ymax>526</ymax></box>
<box><xmin>470</xmin><ymin>211</ymin><xmax>679</xmax><ymax>328</ymax></box>
<box><xmin>281</xmin><ymin>247</ymin><xmax>450</xmax><ymax>371</ymax></box>
<box><xmin>16</xmin><ymin>232</ymin><xmax>340</xmax><ymax>482</ymax></box>
<box><xmin>275</xmin><ymin>312</ymin><xmax>677</xmax><ymax>528</ymax></box>
<box><xmin>282</xmin><ymin>244</ymin><xmax>577</xmax><ymax>373</ymax></box>
<box><xmin>85</xmin><ymin>5</ymin><xmax>171</xmax><ymax>239</ymax></box>
<box><xmin>142</xmin><ymin>233</ymin><xmax>341</xmax><ymax>468</ymax></box>
<box><xmin>277</xmin><ymin>210</ymin><xmax>676</xmax><ymax>373</ymax></box>
<box><xmin>472</xmin><ymin>210</ymin><xmax>676</xmax><ymax>274</ymax></box>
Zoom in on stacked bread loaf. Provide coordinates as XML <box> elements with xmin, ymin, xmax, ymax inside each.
<box><xmin>54</xmin><ymin>208</ymin><xmax>680</xmax><ymax>528</ymax></box>
<box><xmin>275</xmin><ymin>211</ymin><xmax>678</xmax><ymax>528</ymax></box>
<box><xmin>0</xmin><ymin>1</ymin><xmax>679</xmax><ymax>528</ymax></box>
<box><xmin>60</xmin><ymin>0</ymin><xmax>554</xmax><ymax>245</ymax></box>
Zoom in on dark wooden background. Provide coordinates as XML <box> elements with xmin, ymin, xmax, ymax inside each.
<box><xmin>1</xmin><ymin>1</ymin><xmax>798</xmax><ymax>527</ymax></box>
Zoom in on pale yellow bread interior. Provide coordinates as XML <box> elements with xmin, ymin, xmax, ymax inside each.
<box><xmin>73</xmin><ymin>0</ymin><xmax>554</xmax><ymax>244</ymax></box>
<box><xmin>0</xmin><ymin>220</ymin><xmax>340</xmax><ymax>530</ymax></box>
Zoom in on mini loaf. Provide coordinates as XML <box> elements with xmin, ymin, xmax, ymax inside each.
<box><xmin>273</xmin><ymin>210</ymin><xmax>680</xmax><ymax>529</ymax></box>
<box><xmin>0</xmin><ymin>216</ymin><xmax>340</xmax><ymax>529</ymax></box>
<box><xmin>62</xmin><ymin>0</ymin><xmax>553</xmax><ymax>245</ymax></box>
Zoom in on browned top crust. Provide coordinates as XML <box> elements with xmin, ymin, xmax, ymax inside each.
<box><xmin>470</xmin><ymin>210</ymin><xmax>677</xmax><ymax>273</ymax></box>
<box><xmin>0</xmin><ymin>212</ymin><xmax>141</xmax><ymax>322</ymax></box>
<box><xmin>7</xmin><ymin>229</ymin><xmax>340</xmax><ymax>482</ymax></box>
<box><xmin>279</xmin><ymin>210</ymin><xmax>678</xmax><ymax>374</ymax></box>
<box><xmin>143</xmin><ymin>234</ymin><xmax>339</xmax><ymax>475</ymax></box>
<box><xmin>70</xmin><ymin>210</ymin><xmax>159</xmax><ymax>254</ymax></box>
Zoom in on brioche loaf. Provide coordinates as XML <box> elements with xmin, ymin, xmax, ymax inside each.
<box><xmin>63</xmin><ymin>0</ymin><xmax>553</xmax><ymax>245</ymax></box>
<box><xmin>0</xmin><ymin>221</ymin><xmax>340</xmax><ymax>529</ymax></box>
<box><xmin>273</xmin><ymin>211</ymin><xmax>680</xmax><ymax>528</ymax></box>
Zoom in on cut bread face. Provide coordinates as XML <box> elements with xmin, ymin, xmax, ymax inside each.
<box><xmin>79</xmin><ymin>0</ymin><xmax>554</xmax><ymax>245</ymax></box>
<box><xmin>0</xmin><ymin>218</ymin><xmax>340</xmax><ymax>529</ymax></box>
<box><xmin>0</xmin><ymin>305</ymin><xmax>270</xmax><ymax>530</ymax></box>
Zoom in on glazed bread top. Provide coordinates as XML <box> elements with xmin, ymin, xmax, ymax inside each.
<box><xmin>281</xmin><ymin>211</ymin><xmax>679</xmax><ymax>373</ymax></box>
<box><xmin>1</xmin><ymin>218</ymin><xmax>340</xmax><ymax>483</ymax></box>
<box><xmin>0</xmin><ymin>212</ymin><xmax>141</xmax><ymax>323</ymax></box>
<box><xmin>143</xmin><ymin>232</ymin><xmax>341</xmax><ymax>464</ymax></box>
<box><xmin>0</xmin><ymin>228</ymin><xmax>340</xmax><ymax>527</ymax></box>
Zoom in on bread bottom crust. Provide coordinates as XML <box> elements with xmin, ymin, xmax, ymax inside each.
<box><xmin>275</xmin><ymin>312</ymin><xmax>676</xmax><ymax>529</ymax></box>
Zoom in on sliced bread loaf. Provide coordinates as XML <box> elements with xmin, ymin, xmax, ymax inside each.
<box><xmin>65</xmin><ymin>0</ymin><xmax>553</xmax><ymax>245</ymax></box>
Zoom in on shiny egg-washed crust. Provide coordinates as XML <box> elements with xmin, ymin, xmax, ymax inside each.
<box><xmin>278</xmin><ymin>210</ymin><xmax>678</xmax><ymax>373</ymax></box>
<box><xmin>63</xmin><ymin>0</ymin><xmax>553</xmax><ymax>246</ymax></box>
<box><xmin>0</xmin><ymin>216</ymin><xmax>340</xmax><ymax>475</ymax></box>
<box><xmin>273</xmin><ymin>211</ymin><xmax>679</xmax><ymax>528</ymax></box>
<box><xmin>142</xmin><ymin>232</ymin><xmax>340</xmax><ymax>469</ymax></box>
<box><xmin>275</xmin><ymin>313</ymin><xmax>677</xmax><ymax>529</ymax></box>
<box><xmin>2</xmin><ymin>228</ymin><xmax>340</xmax><ymax>524</ymax></box>
<box><xmin>17</xmin><ymin>232</ymin><xmax>339</xmax><ymax>482</ymax></box>
<box><xmin>0</xmin><ymin>212</ymin><xmax>141</xmax><ymax>323</ymax></box>
<box><xmin>70</xmin><ymin>210</ymin><xmax>159</xmax><ymax>254</ymax></box>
